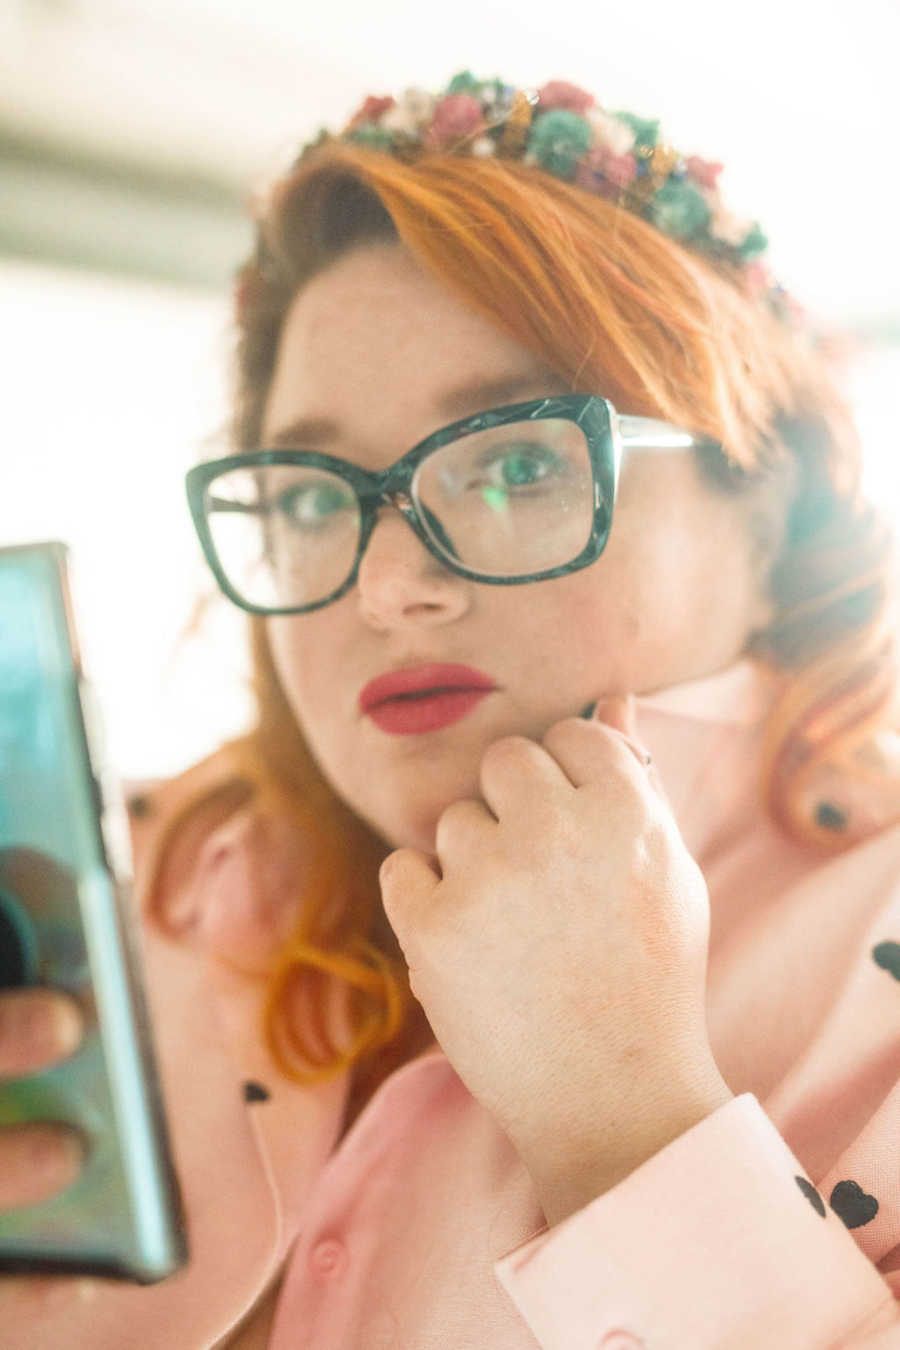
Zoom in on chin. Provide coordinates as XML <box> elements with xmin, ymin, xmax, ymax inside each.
<box><xmin>353</xmin><ymin>777</ymin><xmax>469</xmax><ymax>856</ymax></box>
<box><xmin>370</xmin><ymin>803</ymin><xmax>443</xmax><ymax>856</ymax></box>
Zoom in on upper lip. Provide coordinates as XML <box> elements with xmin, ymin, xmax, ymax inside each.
<box><xmin>359</xmin><ymin>663</ymin><xmax>498</xmax><ymax>712</ymax></box>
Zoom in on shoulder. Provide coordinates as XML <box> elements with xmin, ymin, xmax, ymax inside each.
<box><xmin>800</xmin><ymin>729</ymin><xmax>900</xmax><ymax>852</ymax></box>
<box><xmin>125</xmin><ymin>748</ymin><xmax>313</xmax><ymax>972</ymax></box>
<box><xmin>124</xmin><ymin>748</ymin><xmax>246</xmax><ymax>867</ymax></box>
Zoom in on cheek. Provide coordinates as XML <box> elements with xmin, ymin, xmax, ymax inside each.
<box><xmin>508</xmin><ymin>562</ymin><xmax>645</xmax><ymax>694</ymax></box>
<box><xmin>265</xmin><ymin>618</ymin><xmax>331</xmax><ymax>733</ymax></box>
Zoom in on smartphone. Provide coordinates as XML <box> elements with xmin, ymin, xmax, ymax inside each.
<box><xmin>0</xmin><ymin>540</ymin><xmax>187</xmax><ymax>1283</ymax></box>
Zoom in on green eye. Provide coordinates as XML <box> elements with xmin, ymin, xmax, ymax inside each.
<box><xmin>497</xmin><ymin>447</ymin><xmax>555</xmax><ymax>487</ymax></box>
<box><xmin>281</xmin><ymin>481</ymin><xmax>354</xmax><ymax>527</ymax></box>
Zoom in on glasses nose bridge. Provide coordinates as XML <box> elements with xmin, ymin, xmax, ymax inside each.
<box><xmin>355</xmin><ymin>466</ymin><xmax>423</xmax><ymax>553</ymax></box>
<box><xmin>363</xmin><ymin>455</ymin><xmax>420</xmax><ymax>524</ymax></box>
<box><xmin>380</xmin><ymin>487</ymin><xmax>415</xmax><ymax>515</ymax></box>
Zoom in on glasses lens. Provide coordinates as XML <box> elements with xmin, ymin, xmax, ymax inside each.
<box><xmin>203</xmin><ymin>463</ymin><xmax>361</xmax><ymax>610</ymax></box>
<box><xmin>413</xmin><ymin>418</ymin><xmax>597</xmax><ymax>576</ymax></box>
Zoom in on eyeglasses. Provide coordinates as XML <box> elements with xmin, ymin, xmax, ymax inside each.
<box><xmin>185</xmin><ymin>394</ymin><xmax>710</xmax><ymax>617</ymax></box>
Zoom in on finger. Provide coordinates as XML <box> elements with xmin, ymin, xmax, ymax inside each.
<box><xmin>479</xmin><ymin>735</ymin><xmax>572</xmax><ymax>819</ymax></box>
<box><xmin>589</xmin><ymin>697</ymin><xmax>671</xmax><ymax>804</ymax></box>
<box><xmin>379</xmin><ymin>848</ymin><xmax>442</xmax><ymax>944</ymax></box>
<box><xmin>591</xmin><ymin>695</ymin><xmax>653</xmax><ymax>767</ymax></box>
<box><xmin>0</xmin><ymin>1275</ymin><xmax>99</xmax><ymax>1311</ymax></box>
<box><xmin>590</xmin><ymin>698</ymin><xmax>674</xmax><ymax>806</ymax></box>
<box><xmin>0</xmin><ymin>1124</ymin><xmax>86</xmax><ymax>1210</ymax></box>
<box><xmin>0</xmin><ymin>992</ymin><xmax>83</xmax><ymax>1078</ymax></box>
<box><xmin>433</xmin><ymin>796</ymin><xmax>496</xmax><ymax>863</ymax></box>
<box><xmin>542</xmin><ymin>712</ymin><xmax>650</xmax><ymax>791</ymax></box>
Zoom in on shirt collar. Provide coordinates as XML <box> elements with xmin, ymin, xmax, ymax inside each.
<box><xmin>635</xmin><ymin>656</ymin><xmax>780</xmax><ymax>729</ymax></box>
<box><xmin>632</xmin><ymin>658</ymin><xmax>781</xmax><ymax>862</ymax></box>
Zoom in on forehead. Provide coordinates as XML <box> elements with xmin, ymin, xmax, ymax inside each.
<box><xmin>282</xmin><ymin>242</ymin><xmax>517</xmax><ymax>349</ymax></box>
<box><xmin>262</xmin><ymin>244</ymin><xmax>568</xmax><ymax>446</ymax></box>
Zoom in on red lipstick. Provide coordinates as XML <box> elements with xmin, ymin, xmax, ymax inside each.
<box><xmin>359</xmin><ymin>663</ymin><xmax>497</xmax><ymax>735</ymax></box>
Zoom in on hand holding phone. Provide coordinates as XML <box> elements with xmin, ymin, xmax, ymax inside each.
<box><xmin>0</xmin><ymin>988</ymin><xmax>85</xmax><ymax>1209</ymax></box>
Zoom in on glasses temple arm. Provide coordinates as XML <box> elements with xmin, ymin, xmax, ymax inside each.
<box><xmin>616</xmin><ymin>415</ymin><xmax>703</xmax><ymax>451</ymax></box>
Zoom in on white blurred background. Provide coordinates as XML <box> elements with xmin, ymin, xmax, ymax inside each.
<box><xmin>1</xmin><ymin>0</ymin><xmax>898</xmax><ymax>782</ymax></box>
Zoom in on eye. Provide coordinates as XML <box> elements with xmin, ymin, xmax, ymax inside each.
<box><xmin>278</xmin><ymin>480</ymin><xmax>356</xmax><ymax>529</ymax></box>
<box><xmin>485</xmin><ymin>443</ymin><xmax>561</xmax><ymax>488</ymax></box>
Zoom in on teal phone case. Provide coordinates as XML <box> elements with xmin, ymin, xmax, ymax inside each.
<box><xmin>0</xmin><ymin>541</ymin><xmax>187</xmax><ymax>1282</ymax></box>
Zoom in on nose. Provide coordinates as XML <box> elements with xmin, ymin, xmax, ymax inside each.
<box><xmin>355</xmin><ymin>502</ymin><xmax>472</xmax><ymax>630</ymax></box>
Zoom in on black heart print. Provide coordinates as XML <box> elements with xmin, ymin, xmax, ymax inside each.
<box><xmin>829</xmin><ymin>1180</ymin><xmax>879</xmax><ymax>1229</ymax></box>
<box><xmin>795</xmin><ymin>1176</ymin><xmax>826</xmax><ymax>1216</ymax></box>
<box><xmin>872</xmin><ymin>942</ymin><xmax>900</xmax><ymax>980</ymax></box>
<box><xmin>243</xmin><ymin>1080</ymin><xmax>271</xmax><ymax>1103</ymax></box>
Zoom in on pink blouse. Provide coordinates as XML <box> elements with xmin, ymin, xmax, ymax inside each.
<box><xmin>12</xmin><ymin>658</ymin><xmax>900</xmax><ymax>1349</ymax></box>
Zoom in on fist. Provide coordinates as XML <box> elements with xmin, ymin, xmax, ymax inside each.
<box><xmin>379</xmin><ymin>697</ymin><xmax>731</xmax><ymax>1217</ymax></box>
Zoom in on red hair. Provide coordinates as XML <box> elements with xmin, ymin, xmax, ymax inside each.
<box><xmin>143</xmin><ymin>143</ymin><xmax>899</xmax><ymax>1108</ymax></box>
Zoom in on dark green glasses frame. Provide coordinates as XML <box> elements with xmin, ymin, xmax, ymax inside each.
<box><xmin>185</xmin><ymin>394</ymin><xmax>706</xmax><ymax>617</ymax></box>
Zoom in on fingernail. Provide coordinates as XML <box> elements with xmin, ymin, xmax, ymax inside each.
<box><xmin>590</xmin><ymin>695</ymin><xmax>639</xmax><ymax>737</ymax></box>
<box><xmin>50</xmin><ymin>997</ymin><xmax>84</xmax><ymax>1056</ymax></box>
<box><xmin>8</xmin><ymin>1123</ymin><xmax>89</xmax><ymax>1205</ymax></box>
<box><xmin>31</xmin><ymin>1122</ymin><xmax>87</xmax><ymax>1172</ymax></box>
<box><xmin>589</xmin><ymin>694</ymin><xmax>630</xmax><ymax>724</ymax></box>
<box><xmin>1</xmin><ymin>993</ymin><xmax>82</xmax><ymax>1061</ymax></box>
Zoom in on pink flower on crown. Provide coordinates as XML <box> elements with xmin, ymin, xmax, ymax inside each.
<box><xmin>603</xmin><ymin>150</ymin><xmax>638</xmax><ymax>187</ymax></box>
<box><xmin>425</xmin><ymin>93</ymin><xmax>485</xmax><ymax>149</ymax></box>
<box><xmin>575</xmin><ymin>145</ymin><xmax>637</xmax><ymax>192</ymax></box>
<box><xmin>574</xmin><ymin>165</ymin><xmax>619</xmax><ymax>199</ymax></box>
<box><xmin>686</xmin><ymin>156</ymin><xmax>724</xmax><ymax>189</ymax></box>
<box><xmin>743</xmin><ymin>260</ymin><xmax>772</xmax><ymax>295</ymax></box>
<box><xmin>346</xmin><ymin>95</ymin><xmax>396</xmax><ymax>130</ymax></box>
<box><xmin>537</xmin><ymin>81</ymin><xmax>596</xmax><ymax>114</ymax></box>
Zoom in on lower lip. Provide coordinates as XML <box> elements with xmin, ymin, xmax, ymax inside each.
<box><xmin>365</xmin><ymin>688</ymin><xmax>493</xmax><ymax>735</ymax></box>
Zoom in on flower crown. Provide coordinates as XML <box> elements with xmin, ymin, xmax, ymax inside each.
<box><xmin>294</xmin><ymin>69</ymin><xmax>803</xmax><ymax>329</ymax></box>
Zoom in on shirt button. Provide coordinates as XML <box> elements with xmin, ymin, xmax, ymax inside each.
<box><xmin>597</xmin><ymin>1332</ymin><xmax>645</xmax><ymax>1350</ymax></box>
<box><xmin>308</xmin><ymin>1237</ymin><xmax>347</xmax><ymax>1279</ymax></box>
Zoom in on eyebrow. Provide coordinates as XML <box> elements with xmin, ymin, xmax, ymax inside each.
<box><xmin>264</xmin><ymin>370</ymin><xmax>568</xmax><ymax>449</ymax></box>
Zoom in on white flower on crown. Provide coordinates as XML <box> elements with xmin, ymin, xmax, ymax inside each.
<box><xmin>707</xmin><ymin>200</ymin><xmax>754</xmax><ymax>248</ymax></box>
<box><xmin>585</xmin><ymin>107</ymin><xmax>636</xmax><ymax>157</ymax></box>
<box><xmin>380</xmin><ymin>87</ymin><xmax>437</xmax><ymax>135</ymax></box>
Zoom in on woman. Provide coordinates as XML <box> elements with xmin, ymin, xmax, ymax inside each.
<box><xmin>4</xmin><ymin>71</ymin><xmax>900</xmax><ymax>1348</ymax></box>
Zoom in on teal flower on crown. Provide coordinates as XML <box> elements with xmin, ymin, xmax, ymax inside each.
<box><xmin>615</xmin><ymin>112</ymin><xmax>660</xmax><ymax>149</ymax></box>
<box><xmin>737</xmin><ymin>223</ymin><xmax>768</xmax><ymax>260</ymax></box>
<box><xmin>447</xmin><ymin>70</ymin><xmax>483</xmax><ymax>95</ymax></box>
<box><xmin>528</xmin><ymin>110</ymin><xmax>593</xmax><ymax>179</ymax></box>
<box><xmin>648</xmin><ymin>180</ymin><xmax>711</xmax><ymax>240</ymax></box>
<box><xmin>346</xmin><ymin>123</ymin><xmax>395</xmax><ymax>151</ymax></box>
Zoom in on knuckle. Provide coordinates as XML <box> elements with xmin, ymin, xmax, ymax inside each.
<box><xmin>481</xmin><ymin>734</ymin><xmax>533</xmax><ymax>776</ymax></box>
<box><xmin>541</xmin><ymin>717</ymin><xmax>583</xmax><ymax>756</ymax></box>
<box><xmin>435</xmin><ymin>798</ymin><xmax>477</xmax><ymax>848</ymax></box>
<box><xmin>378</xmin><ymin>848</ymin><xmax>415</xmax><ymax>891</ymax></box>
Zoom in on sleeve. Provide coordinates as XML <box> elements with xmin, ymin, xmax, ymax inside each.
<box><xmin>493</xmin><ymin>1092</ymin><xmax>900</xmax><ymax>1350</ymax></box>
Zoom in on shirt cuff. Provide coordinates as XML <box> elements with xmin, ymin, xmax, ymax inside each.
<box><xmin>494</xmin><ymin>1093</ymin><xmax>897</xmax><ymax>1350</ymax></box>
